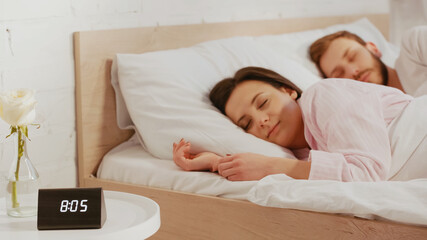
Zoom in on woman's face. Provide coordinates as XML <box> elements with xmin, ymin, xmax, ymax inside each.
<box><xmin>225</xmin><ymin>80</ymin><xmax>307</xmax><ymax>149</ymax></box>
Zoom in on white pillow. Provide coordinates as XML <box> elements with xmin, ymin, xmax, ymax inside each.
<box><xmin>254</xmin><ymin>18</ymin><xmax>399</xmax><ymax>76</ymax></box>
<box><xmin>116</xmin><ymin>37</ymin><xmax>319</xmax><ymax>160</ymax></box>
<box><xmin>112</xmin><ymin>18</ymin><xmax>397</xmax><ymax>131</ymax></box>
<box><xmin>112</xmin><ymin>18</ymin><xmax>397</xmax><ymax>160</ymax></box>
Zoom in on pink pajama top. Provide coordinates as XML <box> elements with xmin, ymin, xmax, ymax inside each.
<box><xmin>299</xmin><ymin>79</ymin><xmax>412</xmax><ymax>181</ymax></box>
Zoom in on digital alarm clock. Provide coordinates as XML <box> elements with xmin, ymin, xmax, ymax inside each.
<box><xmin>37</xmin><ymin>187</ymin><xmax>107</xmax><ymax>230</ymax></box>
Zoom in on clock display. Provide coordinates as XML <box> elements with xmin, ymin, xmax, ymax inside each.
<box><xmin>37</xmin><ymin>188</ymin><xmax>106</xmax><ymax>230</ymax></box>
<box><xmin>59</xmin><ymin>199</ymin><xmax>88</xmax><ymax>212</ymax></box>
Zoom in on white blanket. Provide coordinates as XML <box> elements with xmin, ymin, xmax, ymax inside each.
<box><xmin>248</xmin><ymin>96</ymin><xmax>427</xmax><ymax>226</ymax></box>
<box><xmin>248</xmin><ymin>175</ymin><xmax>427</xmax><ymax>226</ymax></box>
<box><xmin>388</xmin><ymin>95</ymin><xmax>427</xmax><ymax>180</ymax></box>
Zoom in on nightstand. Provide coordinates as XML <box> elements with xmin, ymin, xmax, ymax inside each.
<box><xmin>0</xmin><ymin>190</ymin><xmax>160</xmax><ymax>240</ymax></box>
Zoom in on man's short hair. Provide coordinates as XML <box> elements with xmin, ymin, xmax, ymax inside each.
<box><xmin>309</xmin><ymin>31</ymin><xmax>366</xmax><ymax>77</ymax></box>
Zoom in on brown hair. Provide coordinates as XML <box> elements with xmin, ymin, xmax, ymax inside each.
<box><xmin>309</xmin><ymin>31</ymin><xmax>366</xmax><ymax>77</ymax></box>
<box><xmin>209</xmin><ymin>66</ymin><xmax>302</xmax><ymax>115</ymax></box>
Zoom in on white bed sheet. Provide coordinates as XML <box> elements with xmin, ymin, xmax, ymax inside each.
<box><xmin>97</xmin><ymin>136</ymin><xmax>256</xmax><ymax>200</ymax></box>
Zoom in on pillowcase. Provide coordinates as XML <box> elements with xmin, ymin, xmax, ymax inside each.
<box><xmin>254</xmin><ymin>18</ymin><xmax>399</xmax><ymax>76</ymax></box>
<box><xmin>116</xmin><ymin>37</ymin><xmax>319</xmax><ymax>160</ymax></box>
<box><xmin>111</xmin><ymin>59</ymin><xmax>135</xmax><ymax>130</ymax></box>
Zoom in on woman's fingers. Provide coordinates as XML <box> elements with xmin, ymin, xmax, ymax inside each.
<box><xmin>183</xmin><ymin>142</ymin><xmax>191</xmax><ymax>159</ymax></box>
<box><xmin>177</xmin><ymin>138</ymin><xmax>185</xmax><ymax>149</ymax></box>
<box><xmin>173</xmin><ymin>142</ymin><xmax>177</xmax><ymax>154</ymax></box>
<box><xmin>173</xmin><ymin>138</ymin><xmax>187</xmax><ymax>153</ymax></box>
<box><xmin>217</xmin><ymin>161</ymin><xmax>230</xmax><ymax>173</ymax></box>
<box><xmin>219</xmin><ymin>164</ymin><xmax>239</xmax><ymax>180</ymax></box>
<box><xmin>225</xmin><ymin>174</ymin><xmax>240</xmax><ymax>181</ymax></box>
<box><xmin>173</xmin><ymin>139</ymin><xmax>183</xmax><ymax>151</ymax></box>
<box><xmin>218</xmin><ymin>155</ymin><xmax>249</xmax><ymax>181</ymax></box>
<box><xmin>219</xmin><ymin>155</ymin><xmax>234</xmax><ymax>163</ymax></box>
<box><xmin>173</xmin><ymin>139</ymin><xmax>193</xmax><ymax>161</ymax></box>
<box><xmin>219</xmin><ymin>168</ymin><xmax>237</xmax><ymax>179</ymax></box>
<box><xmin>177</xmin><ymin>143</ymin><xmax>187</xmax><ymax>156</ymax></box>
<box><xmin>173</xmin><ymin>139</ymin><xmax>185</xmax><ymax>159</ymax></box>
<box><xmin>218</xmin><ymin>156</ymin><xmax>237</xmax><ymax>177</ymax></box>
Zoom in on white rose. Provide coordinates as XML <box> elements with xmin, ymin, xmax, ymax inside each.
<box><xmin>0</xmin><ymin>89</ymin><xmax>37</xmax><ymax>126</ymax></box>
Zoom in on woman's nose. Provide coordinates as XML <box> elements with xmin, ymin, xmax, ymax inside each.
<box><xmin>257</xmin><ymin>115</ymin><xmax>269</xmax><ymax>127</ymax></box>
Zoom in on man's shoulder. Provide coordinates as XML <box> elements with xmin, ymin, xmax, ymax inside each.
<box><xmin>400</xmin><ymin>26</ymin><xmax>427</xmax><ymax>50</ymax></box>
<box><xmin>396</xmin><ymin>26</ymin><xmax>427</xmax><ymax>96</ymax></box>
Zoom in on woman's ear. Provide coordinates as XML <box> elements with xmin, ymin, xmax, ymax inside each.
<box><xmin>365</xmin><ymin>42</ymin><xmax>382</xmax><ymax>58</ymax></box>
<box><xmin>290</xmin><ymin>90</ymin><xmax>298</xmax><ymax>100</ymax></box>
<box><xmin>280</xmin><ymin>87</ymin><xmax>298</xmax><ymax>100</ymax></box>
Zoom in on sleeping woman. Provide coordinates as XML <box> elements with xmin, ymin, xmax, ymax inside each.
<box><xmin>172</xmin><ymin>66</ymin><xmax>421</xmax><ymax>182</ymax></box>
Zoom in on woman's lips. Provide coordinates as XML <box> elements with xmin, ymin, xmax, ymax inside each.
<box><xmin>268</xmin><ymin>122</ymin><xmax>280</xmax><ymax>139</ymax></box>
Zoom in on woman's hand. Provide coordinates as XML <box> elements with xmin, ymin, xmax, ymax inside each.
<box><xmin>218</xmin><ymin>153</ymin><xmax>311</xmax><ymax>181</ymax></box>
<box><xmin>217</xmin><ymin>153</ymin><xmax>278</xmax><ymax>181</ymax></box>
<box><xmin>173</xmin><ymin>138</ymin><xmax>221</xmax><ymax>172</ymax></box>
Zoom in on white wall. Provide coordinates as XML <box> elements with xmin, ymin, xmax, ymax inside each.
<box><xmin>0</xmin><ymin>0</ymin><xmax>389</xmax><ymax>196</ymax></box>
<box><xmin>390</xmin><ymin>0</ymin><xmax>427</xmax><ymax>45</ymax></box>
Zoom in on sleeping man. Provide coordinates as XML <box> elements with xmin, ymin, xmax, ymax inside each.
<box><xmin>309</xmin><ymin>26</ymin><xmax>427</xmax><ymax>97</ymax></box>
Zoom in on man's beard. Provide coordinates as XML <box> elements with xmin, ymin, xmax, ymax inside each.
<box><xmin>372</xmin><ymin>53</ymin><xmax>389</xmax><ymax>85</ymax></box>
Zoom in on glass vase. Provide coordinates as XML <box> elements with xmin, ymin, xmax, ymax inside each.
<box><xmin>6</xmin><ymin>126</ymin><xmax>39</xmax><ymax>217</ymax></box>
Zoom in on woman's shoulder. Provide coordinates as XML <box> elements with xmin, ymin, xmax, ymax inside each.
<box><xmin>301</xmin><ymin>79</ymin><xmax>358</xmax><ymax>102</ymax></box>
<box><xmin>299</xmin><ymin>79</ymin><xmax>381</xmax><ymax>112</ymax></box>
<box><xmin>300</xmin><ymin>78</ymin><xmax>411</xmax><ymax>112</ymax></box>
<box><xmin>305</xmin><ymin>78</ymin><xmax>373</xmax><ymax>93</ymax></box>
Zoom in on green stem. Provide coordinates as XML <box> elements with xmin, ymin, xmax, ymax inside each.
<box><xmin>11</xmin><ymin>182</ymin><xmax>18</xmax><ymax>208</ymax></box>
<box><xmin>11</xmin><ymin>126</ymin><xmax>25</xmax><ymax>209</ymax></box>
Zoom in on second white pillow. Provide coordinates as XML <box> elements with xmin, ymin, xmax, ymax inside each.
<box><xmin>117</xmin><ymin>37</ymin><xmax>319</xmax><ymax>160</ymax></box>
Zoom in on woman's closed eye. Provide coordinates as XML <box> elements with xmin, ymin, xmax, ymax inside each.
<box><xmin>239</xmin><ymin>98</ymin><xmax>268</xmax><ymax>131</ymax></box>
<box><xmin>258</xmin><ymin>99</ymin><xmax>268</xmax><ymax>109</ymax></box>
<box><xmin>244</xmin><ymin>119</ymin><xmax>252</xmax><ymax>131</ymax></box>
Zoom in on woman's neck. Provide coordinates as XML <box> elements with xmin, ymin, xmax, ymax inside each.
<box><xmin>295</xmin><ymin>99</ymin><xmax>310</xmax><ymax>149</ymax></box>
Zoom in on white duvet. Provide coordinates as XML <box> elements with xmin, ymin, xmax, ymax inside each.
<box><xmin>248</xmin><ymin>176</ymin><xmax>427</xmax><ymax>226</ymax></box>
<box><xmin>99</xmin><ymin>96</ymin><xmax>427</xmax><ymax>226</ymax></box>
<box><xmin>248</xmin><ymin>96</ymin><xmax>427</xmax><ymax>226</ymax></box>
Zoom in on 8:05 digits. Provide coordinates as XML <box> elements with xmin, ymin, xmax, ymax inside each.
<box><xmin>59</xmin><ymin>199</ymin><xmax>88</xmax><ymax>213</ymax></box>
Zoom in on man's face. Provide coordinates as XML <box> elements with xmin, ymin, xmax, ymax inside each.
<box><xmin>319</xmin><ymin>38</ymin><xmax>386</xmax><ymax>85</ymax></box>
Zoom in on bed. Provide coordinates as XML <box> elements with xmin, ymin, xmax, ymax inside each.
<box><xmin>73</xmin><ymin>14</ymin><xmax>427</xmax><ymax>239</ymax></box>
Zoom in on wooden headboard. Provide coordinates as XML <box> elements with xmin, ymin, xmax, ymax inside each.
<box><xmin>73</xmin><ymin>14</ymin><xmax>389</xmax><ymax>187</ymax></box>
